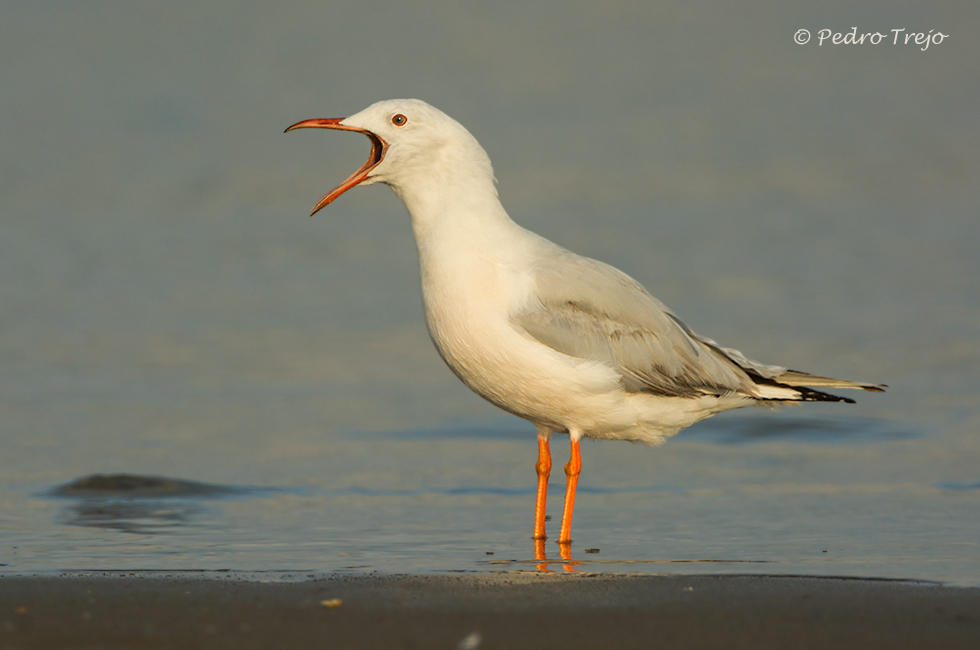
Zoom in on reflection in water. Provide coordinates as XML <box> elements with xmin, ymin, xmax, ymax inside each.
<box><xmin>46</xmin><ymin>474</ymin><xmax>268</xmax><ymax>535</ymax></box>
<box><xmin>534</xmin><ymin>538</ymin><xmax>579</xmax><ymax>573</ymax></box>
<box><xmin>487</xmin><ymin>543</ymin><xmax>772</xmax><ymax>573</ymax></box>
<box><xmin>685</xmin><ymin>415</ymin><xmax>915</xmax><ymax>445</ymax></box>
<box><xmin>57</xmin><ymin>500</ymin><xmax>210</xmax><ymax>534</ymax></box>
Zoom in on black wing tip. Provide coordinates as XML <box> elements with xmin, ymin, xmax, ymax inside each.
<box><xmin>792</xmin><ymin>385</ymin><xmax>856</xmax><ymax>404</ymax></box>
<box><xmin>806</xmin><ymin>392</ymin><xmax>856</xmax><ymax>404</ymax></box>
<box><xmin>748</xmin><ymin>370</ymin><xmax>858</xmax><ymax>404</ymax></box>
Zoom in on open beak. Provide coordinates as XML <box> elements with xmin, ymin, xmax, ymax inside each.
<box><xmin>285</xmin><ymin>118</ymin><xmax>388</xmax><ymax>215</ymax></box>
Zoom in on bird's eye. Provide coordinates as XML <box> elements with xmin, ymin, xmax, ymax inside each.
<box><xmin>391</xmin><ymin>114</ymin><xmax>408</xmax><ymax>127</ymax></box>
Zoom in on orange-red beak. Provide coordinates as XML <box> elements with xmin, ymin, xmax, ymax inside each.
<box><xmin>285</xmin><ymin>118</ymin><xmax>388</xmax><ymax>215</ymax></box>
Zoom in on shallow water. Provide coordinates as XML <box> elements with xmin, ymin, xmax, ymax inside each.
<box><xmin>2</xmin><ymin>1</ymin><xmax>979</xmax><ymax>584</ymax></box>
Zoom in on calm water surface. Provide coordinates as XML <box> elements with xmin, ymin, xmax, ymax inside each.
<box><xmin>2</xmin><ymin>1</ymin><xmax>978</xmax><ymax>584</ymax></box>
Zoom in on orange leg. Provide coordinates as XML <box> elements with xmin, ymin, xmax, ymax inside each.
<box><xmin>533</xmin><ymin>435</ymin><xmax>552</xmax><ymax>540</ymax></box>
<box><xmin>558</xmin><ymin>437</ymin><xmax>582</xmax><ymax>545</ymax></box>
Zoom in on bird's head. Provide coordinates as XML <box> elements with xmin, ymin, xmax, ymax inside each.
<box><xmin>286</xmin><ymin>99</ymin><xmax>493</xmax><ymax>215</ymax></box>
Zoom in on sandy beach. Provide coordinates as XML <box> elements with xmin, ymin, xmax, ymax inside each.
<box><xmin>2</xmin><ymin>573</ymin><xmax>979</xmax><ymax>649</ymax></box>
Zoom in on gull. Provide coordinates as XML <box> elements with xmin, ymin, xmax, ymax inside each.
<box><xmin>285</xmin><ymin>99</ymin><xmax>884</xmax><ymax>546</ymax></box>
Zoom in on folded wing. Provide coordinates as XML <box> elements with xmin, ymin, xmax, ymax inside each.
<box><xmin>514</xmin><ymin>250</ymin><xmax>884</xmax><ymax>402</ymax></box>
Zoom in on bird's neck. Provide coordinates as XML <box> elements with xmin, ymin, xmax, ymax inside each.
<box><xmin>391</xmin><ymin>162</ymin><xmax>522</xmax><ymax>254</ymax></box>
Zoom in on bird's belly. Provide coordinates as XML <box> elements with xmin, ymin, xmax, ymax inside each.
<box><xmin>424</xmin><ymin>301</ymin><xmax>637</xmax><ymax>434</ymax></box>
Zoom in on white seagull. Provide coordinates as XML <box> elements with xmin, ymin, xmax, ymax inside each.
<box><xmin>286</xmin><ymin>99</ymin><xmax>885</xmax><ymax>546</ymax></box>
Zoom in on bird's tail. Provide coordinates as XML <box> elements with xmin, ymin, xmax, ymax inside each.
<box><xmin>697</xmin><ymin>336</ymin><xmax>886</xmax><ymax>403</ymax></box>
<box><xmin>751</xmin><ymin>369</ymin><xmax>886</xmax><ymax>404</ymax></box>
<box><xmin>775</xmin><ymin>370</ymin><xmax>886</xmax><ymax>393</ymax></box>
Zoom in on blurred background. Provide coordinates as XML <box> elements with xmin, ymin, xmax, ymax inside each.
<box><xmin>1</xmin><ymin>0</ymin><xmax>978</xmax><ymax>580</ymax></box>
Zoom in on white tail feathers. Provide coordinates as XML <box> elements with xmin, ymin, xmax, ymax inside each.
<box><xmin>751</xmin><ymin>383</ymin><xmax>808</xmax><ymax>400</ymax></box>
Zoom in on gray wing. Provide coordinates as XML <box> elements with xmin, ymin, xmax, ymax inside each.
<box><xmin>513</xmin><ymin>250</ymin><xmax>758</xmax><ymax>398</ymax></box>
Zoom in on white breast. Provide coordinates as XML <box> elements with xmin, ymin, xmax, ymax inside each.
<box><xmin>416</xmin><ymin>223</ymin><xmax>637</xmax><ymax>435</ymax></box>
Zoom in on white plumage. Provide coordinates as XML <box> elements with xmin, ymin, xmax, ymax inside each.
<box><xmin>286</xmin><ymin>99</ymin><xmax>884</xmax><ymax>545</ymax></box>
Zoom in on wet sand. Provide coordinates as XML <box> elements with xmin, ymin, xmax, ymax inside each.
<box><xmin>2</xmin><ymin>573</ymin><xmax>978</xmax><ymax>649</ymax></box>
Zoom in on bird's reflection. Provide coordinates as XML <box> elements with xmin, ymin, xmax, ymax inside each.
<box><xmin>533</xmin><ymin>538</ymin><xmax>580</xmax><ymax>572</ymax></box>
